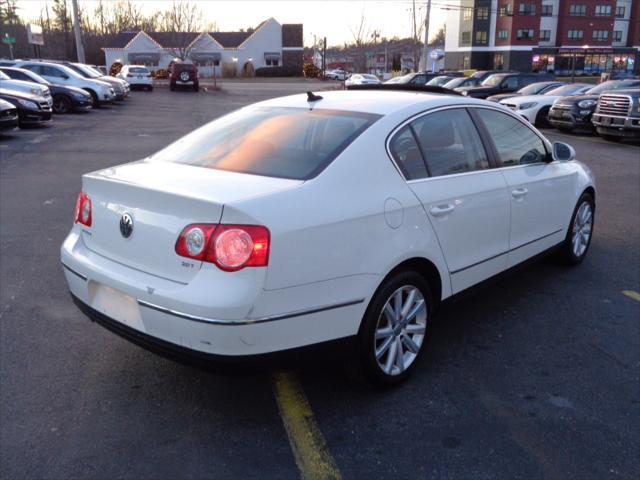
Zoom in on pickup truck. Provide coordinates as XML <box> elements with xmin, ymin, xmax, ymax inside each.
<box><xmin>591</xmin><ymin>89</ymin><xmax>640</xmax><ymax>141</ymax></box>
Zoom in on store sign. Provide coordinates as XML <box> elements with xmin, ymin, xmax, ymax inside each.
<box><xmin>27</xmin><ymin>24</ymin><xmax>44</xmax><ymax>46</ymax></box>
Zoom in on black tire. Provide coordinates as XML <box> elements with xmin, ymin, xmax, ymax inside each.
<box><xmin>558</xmin><ymin>125</ymin><xmax>573</xmax><ymax>132</ymax></box>
<box><xmin>52</xmin><ymin>94</ymin><xmax>72</xmax><ymax>114</ymax></box>
<box><xmin>170</xmin><ymin>83</ymin><xmax>175</xmax><ymax>91</ymax></box>
<box><xmin>147</xmin><ymin>85</ymin><xmax>153</xmax><ymax>92</ymax></box>
<box><xmin>600</xmin><ymin>134</ymin><xmax>620</xmax><ymax>142</ymax></box>
<box><xmin>86</xmin><ymin>89</ymin><xmax>99</xmax><ymax>108</ymax></box>
<box><xmin>193</xmin><ymin>83</ymin><xmax>199</xmax><ymax>92</ymax></box>
<box><xmin>556</xmin><ymin>192</ymin><xmax>595</xmax><ymax>265</ymax></box>
<box><xmin>534</xmin><ymin>107</ymin><xmax>551</xmax><ymax>128</ymax></box>
<box><xmin>356</xmin><ymin>270</ymin><xmax>433</xmax><ymax>387</ymax></box>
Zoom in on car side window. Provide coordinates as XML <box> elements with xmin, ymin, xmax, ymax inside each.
<box><xmin>476</xmin><ymin>109</ymin><xmax>548</xmax><ymax>166</ymax></box>
<box><xmin>389</xmin><ymin>125</ymin><xmax>429</xmax><ymax>180</ymax></box>
<box><xmin>21</xmin><ymin>64</ymin><xmax>39</xmax><ymax>74</ymax></box>
<box><xmin>43</xmin><ymin>66</ymin><xmax>64</xmax><ymax>78</ymax></box>
<box><xmin>410</xmin><ymin>108</ymin><xmax>490</xmax><ymax>177</ymax></box>
<box><xmin>503</xmin><ymin>76</ymin><xmax>519</xmax><ymax>89</ymax></box>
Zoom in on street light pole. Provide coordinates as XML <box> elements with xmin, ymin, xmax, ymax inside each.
<box><xmin>420</xmin><ymin>0</ymin><xmax>431</xmax><ymax>72</ymax></box>
<box><xmin>71</xmin><ymin>0</ymin><xmax>85</xmax><ymax>63</ymax></box>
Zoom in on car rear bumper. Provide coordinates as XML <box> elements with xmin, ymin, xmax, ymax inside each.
<box><xmin>61</xmin><ymin>229</ymin><xmax>371</xmax><ymax>358</ymax></box>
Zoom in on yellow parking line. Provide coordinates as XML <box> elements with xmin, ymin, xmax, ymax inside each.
<box><xmin>272</xmin><ymin>372</ymin><xmax>341</xmax><ymax>480</ymax></box>
<box><xmin>622</xmin><ymin>290</ymin><xmax>640</xmax><ymax>302</ymax></box>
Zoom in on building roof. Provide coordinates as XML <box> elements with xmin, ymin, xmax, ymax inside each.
<box><xmin>105</xmin><ymin>31</ymin><xmax>139</xmax><ymax>48</ymax></box>
<box><xmin>146</xmin><ymin>31</ymin><xmax>200</xmax><ymax>48</ymax></box>
<box><xmin>209</xmin><ymin>31</ymin><xmax>252</xmax><ymax>48</ymax></box>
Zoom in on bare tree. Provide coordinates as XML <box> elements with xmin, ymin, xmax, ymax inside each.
<box><xmin>349</xmin><ymin>10</ymin><xmax>371</xmax><ymax>72</ymax></box>
<box><xmin>160</xmin><ymin>1</ymin><xmax>203</xmax><ymax>60</ymax></box>
<box><xmin>409</xmin><ymin>0</ymin><xmax>426</xmax><ymax>71</ymax></box>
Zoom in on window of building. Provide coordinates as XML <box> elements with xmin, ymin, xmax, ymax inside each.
<box><xmin>616</xmin><ymin>6</ymin><xmax>626</xmax><ymax>18</ymax></box>
<box><xmin>477</xmin><ymin>7</ymin><xmax>489</xmax><ymax>20</ymax></box>
<box><xmin>462</xmin><ymin>7</ymin><xmax>473</xmax><ymax>21</ymax></box>
<box><xmin>475</xmin><ymin>31</ymin><xmax>488</xmax><ymax>44</ymax></box>
<box><xmin>613</xmin><ymin>30</ymin><xmax>623</xmax><ymax>42</ymax></box>
<box><xmin>569</xmin><ymin>4</ymin><xmax>586</xmax><ymax>16</ymax></box>
<box><xmin>519</xmin><ymin>3</ymin><xmax>536</xmax><ymax>15</ymax></box>
<box><xmin>540</xmin><ymin>30</ymin><xmax>551</xmax><ymax>41</ymax></box>
<box><xmin>568</xmin><ymin>30</ymin><xmax>584</xmax><ymax>40</ymax></box>
<box><xmin>517</xmin><ymin>29</ymin><xmax>535</xmax><ymax>40</ymax></box>
<box><xmin>499</xmin><ymin>3</ymin><xmax>513</xmax><ymax>16</ymax></box>
<box><xmin>461</xmin><ymin>31</ymin><xmax>471</xmax><ymax>45</ymax></box>
<box><xmin>266</xmin><ymin>59</ymin><xmax>279</xmax><ymax>66</ymax></box>
<box><xmin>498</xmin><ymin>30</ymin><xmax>509</xmax><ymax>40</ymax></box>
<box><xmin>594</xmin><ymin>5</ymin><xmax>612</xmax><ymax>16</ymax></box>
<box><xmin>592</xmin><ymin>30</ymin><xmax>609</xmax><ymax>41</ymax></box>
<box><xmin>410</xmin><ymin>109</ymin><xmax>489</xmax><ymax>178</ymax></box>
<box><xmin>476</xmin><ymin>109</ymin><xmax>547</xmax><ymax>167</ymax></box>
<box><xmin>494</xmin><ymin>53</ymin><xmax>505</xmax><ymax>70</ymax></box>
<box><xmin>541</xmin><ymin>4</ymin><xmax>553</xmax><ymax>16</ymax></box>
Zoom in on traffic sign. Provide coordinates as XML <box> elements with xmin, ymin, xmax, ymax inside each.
<box><xmin>2</xmin><ymin>35</ymin><xmax>16</xmax><ymax>44</ymax></box>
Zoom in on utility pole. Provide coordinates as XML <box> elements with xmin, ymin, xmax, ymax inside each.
<box><xmin>322</xmin><ymin>37</ymin><xmax>327</xmax><ymax>77</ymax></box>
<box><xmin>71</xmin><ymin>0</ymin><xmax>85</xmax><ymax>63</ymax></box>
<box><xmin>420</xmin><ymin>0</ymin><xmax>431</xmax><ymax>72</ymax></box>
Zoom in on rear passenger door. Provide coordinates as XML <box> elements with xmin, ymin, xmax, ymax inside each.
<box><xmin>389</xmin><ymin>107</ymin><xmax>511</xmax><ymax>293</ymax></box>
<box><xmin>474</xmin><ymin>108</ymin><xmax>574</xmax><ymax>267</ymax></box>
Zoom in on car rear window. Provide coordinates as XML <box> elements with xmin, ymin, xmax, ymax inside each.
<box><xmin>150</xmin><ymin>107</ymin><xmax>380</xmax><ymax>180</ymax></box>
<box><xmin>129</xmin><ymin>67</ymin><xmax>149</xmax><ymax>74</ymax></box>
<box><xmin>174</xmin><ymin>64</ymin><xmax>195</xmax><ymax>71</ymax></box>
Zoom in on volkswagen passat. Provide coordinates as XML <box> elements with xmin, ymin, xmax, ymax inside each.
<box><xmin>61</xmin><ymin>90</ymin><xmax>596</xmax><ymax>385</ymax></box>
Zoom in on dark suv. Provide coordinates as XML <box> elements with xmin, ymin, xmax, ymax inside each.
<box><xmin>591</xmin><ymin>89</ymin><xmax>640</xmax><ymax>141</ymax></box>
<box><xmin>459</xmin><ymin>72</ymin><xmax>555</xmax><ymax>99</ymax></box>
<box><xmin>170</xmin><ymin>62</ymin><xmax>199</xmax><ymax>92</ymax></box>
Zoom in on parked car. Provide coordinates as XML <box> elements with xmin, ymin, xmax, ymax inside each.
<box><xmin>0</xmin><ymin>98</ymin><xmax>19</xmax><ymax>132</ymax></box>
<box><xmin>500</xmin><ymin>83</ymin><xmax>591</xmax><ymax>127</ymax></box>
<box><xmin>384</xmin><ymin>72</ymin><xmax>438</xmax><ymax>86</ymax></box>
<box><xmin>548</xmin><ymin>80</ymin><xmax>640</xmax><ymax>132</ymax></box>
<box><xmin>442</xmin><ymin>76</ymin><xmax>480</xmax><ymax>89</ymax></box>
<box><xmin>0</xmin><ymin>88</ymin><xmax>52</xmax><ymax>127</ymax></box>
<box><xmin>487</xmin><ymin>81</ymin><xmax>565</xmax><ymax>103</ymax></box>
<box><xmin>426</xmin><ymin>75</ymin><xmax>457</xmax><ymax>87</ymax></box>
<box><xmin>592</xmin><ymin>89</ymin><xmax>640</xmax><ymax>141</ymax></box>
<box><xmin>0</xmin><ymin>70</ymin><xmax>52</xmax><ymax>107</ymax></box>
<box><xmin>170</xmin><ymin>62</ymin><xmax>199</xmax><ymax>91</ymax></box>
<box><xmin>116</xmin><ymin>65</ymin><xmax>153</xmax><ymax>91</ymax></box>
<box><xmin>325</xmin><ymin>69</ymin><xmax>348</xmax><ymax>81</ymax></box>
<box><xmin>93</xmin><ymin>65</ymin><xmax>108</xmax><ymax>75</ymax></box>
<box><xmin>61</xmin><ymin>89</ymin><xmax>595</xmax><ymax>386</ymax></box>
<box><xmin>0</xmin><ymin>66</ymin><xmax>92</xmax><ymax>114</ymax></box>
<box><xmin>56</xmin><ymin>62</ymin><xmax>129</xmax><ymax>100</ymax></box>
<box><xmin>345</xmin><ymin>74</ymin><xmax>381</xmax><ymax>86</ymax></box>
<box><xmin>459</xmin><ymin>73</ymin><xmax>555</xmax><ymax>99</ymax></box>
<box><xmin>11</xmin><ymin>60</ymin><xmax>115</xmax><ymax>108</ymax></box>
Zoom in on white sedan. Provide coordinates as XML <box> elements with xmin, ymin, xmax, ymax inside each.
<box><xmin>500</xmin><ymin>83</ymin><xmax>592</xmax><ymax>127</ymax></box>
<box><xmin>61</xmin><ymin>90</ymin><xmax>595</xmax><ymax>385</ymax></box>
<box><xmin>345</xmin><ymin>74</ymin><xmax>381</xmax><ymax>86</ymax></box>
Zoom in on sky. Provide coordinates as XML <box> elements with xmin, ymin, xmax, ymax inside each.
<box><xmin>15</xmin><ymin>0</ymin><xmax>448</xmax><ymax>47</ymax></box>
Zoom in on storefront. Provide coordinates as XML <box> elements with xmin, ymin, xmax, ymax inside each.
<box><xmin>532</xmin><ymin>48</ymin><xmax>637</xmax><ymax>75</ymax></box>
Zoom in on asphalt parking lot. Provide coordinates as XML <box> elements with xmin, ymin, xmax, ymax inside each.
<box><xmin>1</xmin><ymin>84</ymin><xmax>639</xmax><ymax>480</ymax></box>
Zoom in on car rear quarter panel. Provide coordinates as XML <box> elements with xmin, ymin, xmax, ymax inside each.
<box><xmin>221</xmin><ymin>115</ymin><xmax>452</xmax><ymax>303</ymax></box>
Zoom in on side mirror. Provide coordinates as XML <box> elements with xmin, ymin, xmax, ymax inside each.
<box><xmin>552</xmin><ymin>142</ymin><xmax>575</xmax><ymax>162</ymax></box>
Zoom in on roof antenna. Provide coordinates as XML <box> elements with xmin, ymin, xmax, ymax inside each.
<box><xmin>306</xmin><ymin>91</ymin><xmax>323</xmax><ymax>102</ymax></box>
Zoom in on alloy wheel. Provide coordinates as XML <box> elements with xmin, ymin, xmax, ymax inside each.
<box><xmin>572</xmin><ymin>201</ymin><xmax>593</xmax><ymax>258</ymax></box>
<box><xmin>374</xmin><ymin>285</ymin><xmax>427</xmax><ymax>376</ymax></box>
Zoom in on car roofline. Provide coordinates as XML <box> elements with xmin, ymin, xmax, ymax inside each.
<box><xmin>345</xmin><ymin>84</ymin><xmax>462</xmax><ymax>96</ymax></box>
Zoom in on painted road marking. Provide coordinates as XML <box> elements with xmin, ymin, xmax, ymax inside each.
<box><xmin>622</xmin><ymin>290</ymin><xmax>640</xmax><ymax>302</ymax></box>
<box><xmin>272</xmin><ymin>372</ymin><xmax>341</xmax><ymax>480</ymax></box>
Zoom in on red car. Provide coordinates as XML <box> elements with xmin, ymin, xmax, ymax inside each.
<box><xmin>170</xmin><ymin>62</ymin><xmax>199</xmax><ymax>92</ymax></box>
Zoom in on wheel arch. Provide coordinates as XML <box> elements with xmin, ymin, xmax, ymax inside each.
<box><xmin>378</xmin><ymin>257</ymin><xmax>443</xmax><ymax>312</ymax></box>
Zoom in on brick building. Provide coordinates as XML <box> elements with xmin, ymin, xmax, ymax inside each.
<box><xmin>444</xmin><ymin>1</ymin><xmax>639</xmax><ymax>74</ymax></box>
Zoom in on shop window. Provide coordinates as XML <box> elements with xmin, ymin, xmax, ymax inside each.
<box><xmin>541</xmin><ymin>4</ymin><xmax>553</xmax><ymax>16</ymax></box>
<box><xmin>494</xmin><ymin>53</ymin><xmax>504</xmax><ymax>70</ymax></box>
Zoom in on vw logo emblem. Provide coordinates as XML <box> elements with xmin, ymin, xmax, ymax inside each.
<box><xmin>119</xmin><ymin>212</ymin><xmax>134</xmax><ymax>239</ymax></box>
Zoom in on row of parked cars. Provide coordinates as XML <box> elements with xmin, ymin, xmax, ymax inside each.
<box><xmin>382</xmin><ymin>69</ymin><xmax>639</xmax><ymax>141</ymax></box>
<box><xmin>0</xmin><ymin>58</ymin><xmax>136</xmax><ymax>132</ymax></box>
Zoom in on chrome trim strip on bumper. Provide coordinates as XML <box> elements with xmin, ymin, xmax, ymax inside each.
<box><xmin>137</xmin><ymin>298</ymin><xmax>366</xmax><ymax>326</ymax></box>
<box><xmin>61</xmin><ymin>262</ymin><xmax>88</xmax><ymax>281</ymax></box>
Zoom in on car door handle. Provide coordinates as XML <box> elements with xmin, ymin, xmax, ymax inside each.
<box><xmin>511</xmin><ymin>187</ymin><xmax>528</xmax><ymax>199</ymax></box>
<box><xmin>429</xmin><ymin>204</ymin><xmax>455</xmax><ymax>217</ymax></box>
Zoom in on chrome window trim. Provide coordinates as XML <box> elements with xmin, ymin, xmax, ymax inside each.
<box><xmin>385</xmin><ymin>103</ymin><xmax>552</xmax><ymax>183</ymax></box>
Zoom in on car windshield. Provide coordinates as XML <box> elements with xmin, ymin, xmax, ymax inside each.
<box><xmin>362</xmin><ymin>74</ymin><xmax>378</xmax><ymax>80</ymax></box>
<box><xmin>544</xmin><ymin>84</ymin><xmax>589</xmax><ymax>95</ymax></box>
<box><xmin>0</xmin><ymin>71</ymin><xmax>9</xmax><ymax>80</ymax></box>
<box><xmin>84</xmin><ymin>65</ymin><xmax>105</xmax><ymax>77</ymax></box>
<box><xmin>585</xmin><ymin>81</ymin><xmax>623</xmax><ymax>94</ymax></box>
<box><xmin>443</xmin><ymin>77</ymin><xmax>470</xmax><ymax>88</ymax></box>
<box><xmin>17</xmin><ymin>70</ymin><xmax>49</xmax><ymax>85</ymax></box>
<box><xmin>482</xmin><ymin>74</ymin><xmax>507</xmax><ymax>86</ymax></box>
<box><xmin>150</xmin><ymin>106</ymin><xmax>381</xmax><ymax>180</ymax></box>
<box><xmin>74</xmin><ymin>64</ymin><xmax>102</xmax><ymax>78</ymax></box>
<box><xmin>426</xmin><ymin>76</ymin><xmax>447</xmax><ymax>86</ymax></box>
<box><xmin>129</xmin><ymin>67</ymin><xmax>149</xmax><ymax>74</ymax></box>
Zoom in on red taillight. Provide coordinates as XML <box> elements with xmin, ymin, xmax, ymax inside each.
<box><xmin>175</xmin><ymin>224</ymin><xmax>270</xmax><ymax>271</ymax></box>
<box><xmin>74</xmin><ymin>191</ymin><xmax>92</xmax><ymax>227</ymax></box>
